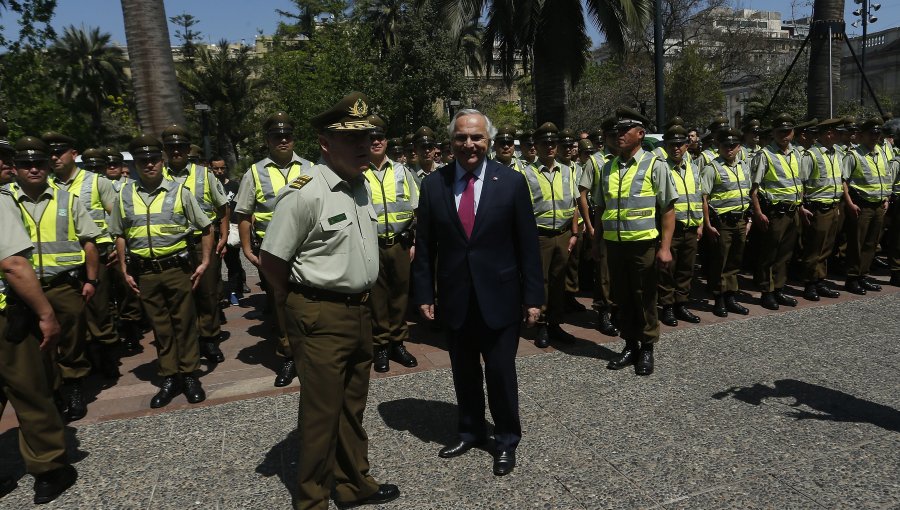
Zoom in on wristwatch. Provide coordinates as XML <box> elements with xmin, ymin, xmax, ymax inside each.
<box><xmin>85</xmin><ymin>278</ymin><xmax>100</xmax><ymax>287</ymax></box>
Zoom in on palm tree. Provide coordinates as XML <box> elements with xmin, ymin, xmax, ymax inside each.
<box><xmin>120</xmin><ymin>0</ymin><xmax>186</xmax><ymax>136</ymax></box>
<box><xmin>430</xmin><ymin>0</ymin><xmax>652</xmax><ymax>127</ymax></box>
<box><xmin>353</xmin><ymin>0</ymin><xmax>407</xmax><ymax>52</ymax></box>
<box><xmin>806</xmin><ymin>0</ymin><xmax>845</xmax><ymax>120</ymax></box>
<box><xmin>49</xmin><ymin>25</ymin><xmax>128</xmax><ymax>138</ymax></box>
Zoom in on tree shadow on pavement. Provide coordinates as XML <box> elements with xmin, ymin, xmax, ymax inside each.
<box><xmin>236</xmin><ymin>335</ymin><xmax>283</xmax><ymax>375</ymax></box>
<box><xmin>377</xmin><ymin>398</ymin><xmax>459</xmax><ymax>447</ymax></box>
<box><xmin>255</xmin><ymin>429</ymin><xmax>298</xmax><ymax>500</ymax></box>
<box><xmin>712</xmin><ymin>379</ymin><xmax>900</xmax><ymax>433</ymax></box>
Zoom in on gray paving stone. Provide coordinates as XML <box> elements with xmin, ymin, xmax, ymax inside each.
<box><xmin>661</xmin><ymin>475</ymin><xmax>826</xmax><ymax>509</ymax></box>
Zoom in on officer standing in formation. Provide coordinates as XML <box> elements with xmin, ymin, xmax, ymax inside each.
<box><xmin>234</xmin><ymin>112</ymin><xmax>313</xmax><ymax>387</ymax></box>
<box><xmin>259</xmin><ymin>92</ymin><xmax>400</xmax><ymax>510</ymax></box>
<box><xmin>109</xmin><ymin>134</ymin><xmax>212</xmax><ymax>408</ymax></box>
<box><xmin>363</xmin><ymin>114</ymin><xmax>419</xmax><ymax>373</ymax></box>
<box><xmin>411</xmin><ymin>126</ymin><xmax>440</xmax><ymax>184</ymax></box>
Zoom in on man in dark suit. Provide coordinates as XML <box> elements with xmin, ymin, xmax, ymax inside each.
<box><xmin>412</xmin><ymin>109</ymin><xmax>543</xmax><ymax>476</ymax></box>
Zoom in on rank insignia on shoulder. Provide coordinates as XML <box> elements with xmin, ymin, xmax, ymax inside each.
<box><xmin>0</xmin><ymin>187</ymin><xmax>10</xmax><ymax>196</ymax></box>
<box><xmin>290</xmin><ymin>174</ymin><xmax>312</xmax><ymax>190</ymax></box>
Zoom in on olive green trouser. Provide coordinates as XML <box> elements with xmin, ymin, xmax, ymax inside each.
<box><xmin>591</xmin><ymin>237</ymin><xmax>613</xmax><ymax>309</ymax></box>
<box><xmin>253</xmin><ymin>244</ymin><xmax>291</xmax><ymax>359</ymax></box>
<box><xmin>45</xmin><ymin>280</ymin><xmax>89</xmax><ymax>384</ymax></box>
<box><xmin>86</xmin><ymin>256</ymin><xmax>119</xmax><ymax>346</ymax></box>
<box><xmin>845</xmin><ymin>201</ymin><xmax>887</xmax><ymax>278</ymax></box>
<box><xmin>801</xmin><ymin>206</ymin><xmax>841</xmax><ymax>283</ymax></box>
<box><xmin>607</xmin><ymin>239</ymin><xmax>659</xmax><ymax>346</ymax></box>
<box><xmin>565</xmin><ymin>233</ymin><xmax>582</xmax><ymax>293</ymax></box>
<box><xmin>190</xmin><ymin>239</ymin><xmax>222</xmax><ymax>340</ymax></box>
<box><xmin>370</xmin><ymin>242</ymin><xmax>411</xmax><ymax>349</ymax></box>
<box><xmin>886</xmin><ymin>199</ymin><xmax>900</xmax><ymax>277</ymax></box>
<box><xmin>706</xmin><ymin>218</ymin><xmax>747</xmax><ymax>295</ymax></box>
<box><xmin>111</xmin><ymin>263</ymin><xmax>143</xmax><ymax>323</ymax></box>
<box><xmin>539</xmin><ymin>231</ymin><xmax>571</xmax><ymax>324</ymax></box>
<box><xmin>136</xmin><ymin>264</ymin><xmax>200</xmax><ymax>377</ymax></box>
<box><xmin>286</xmin><ymin>292</ymin><xmax>380</xmax><ymax>510</ymax></box>
<box><xmin>0</xmin><ymin>313</ymin><xmax>69</xmax><ymax>475</ymax></box>
<box><xmin>658</xmin><ymin>223</ymin><xmax>699</xmax><ymax>305</ymax></box>
<box><xmin>754</xmin><ymin>209</ymin><xmax>800</xmax><ymax>292</ymax></box>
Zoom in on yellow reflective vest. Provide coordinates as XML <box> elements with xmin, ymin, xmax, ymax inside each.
<box><xmin>118</xmin><ymin>180</ymin><xmax>191</xmax><ymax>259</ymax></box>
<box><xmin>758</xmin><ymin>146</ymin><xmax>802</xmax><ymax>205</ymax></box>
<box><xmin>847</xmin><ymin>146</ymin><xmax>891</xmax><ymax>202</ymax></box>
<box><xmin>670</xmin><ymin>158</ymin><xmax>703</xmax><ymax>227</ymax></box>
<box><xmin>250</xmin><ymin>161</ymin><xmax>308</xmax><ymax>238</ymax></box>
<box><xmin>520</xmin><ymin>161</ymin><xmax>578</xmax><ymax>232</ymax></box>
<box><xmin>600</xmin><ymin>152</ymin><xmax>660</xmax><ymax>242</ymax></box>
<box><xmin>364</xmin><ymin>161</ymin><xmax>417</xmax><ymax>238</ymax></box>
<box><xmin>15</xmin><ymin>187</ymin><xmax>85</xmax><ymax>281</ymax></box>
<box><xmin>51</xmin><ymin>168</ymin><xmax>113</xmax><ymax>244</ymax></box>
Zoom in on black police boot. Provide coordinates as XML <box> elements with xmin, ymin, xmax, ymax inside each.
<box><xmin>775</xmin><ymin>288</ymin><xmax>797</xmax><ymax>307</ymax></box>
<box><xmin>871</xmin><ymin>256</ymin><xmax>889</xmax><ymax>269</ymax></box>
<box><xmin>32</xmin><ymin>465</ymin><xmax>77</xmax><ymax>505</ymax></box>
<box><xmin>760</xmin><ymin>292</ymin><xmax>779</xmax><ymax>310</ymax></box>
<box><xmin>713</xmin><ymin>294</ymin><xmax>728</xmax><ymax>317</ymax></box>
<box><xmin>65</xmin><ymin>380</ymin><xmax>87</xmax><ymax>422</ymax></box>
<box><xmin>548</xmin><ymin>323</ymin><xmax>576</xmax><ymax>344</ymax></box>
<box><xmin>373</xmin><ymin>346</ymin><xmax>390</xmax><ymax>373</ymax></box>
<box><xmin>120</xmin><ymin>320</ymin><xmax>142</xmax><ymax>352</ymax></box>
<box><xmin>816</xmin><ymin>281</ymin><xmax>840</xmax><ymax>298</ymax></box>
<box><xmin>845</xmin><ymin>278</ymin><xmax>866</xmax><ymax>295</ymax></box>
<box><xmin>98</xmin><ymin>343</ymin><xmax>121</xmax><ymax>379</ymax></box>
<box><xmin>891</xmin><ymin>273</ymin><xmax>900</xmax><ymax>287</ymax></box>
<box><xmin>150</xmin><ymin>376</ymin><xmax>180</xmax><ymax>409</ymax></box>
<box><xmin>596</xmin><ymin>309</ymin><xmax>619</xmax><ymax>336</ymax></box>
<box><xmin>660</xmin><ymin>305</ymin><xmax>678</xmax><ymax>327</ymax></box>
<box><xmin>200</xmin><ymin>337</ymin><xmax>225</xmax><ymax>363</ymax></box>
<box><xmin>674</xmin><ymin>304</ymin><xmax>700</xmax><ymax>323</ymax></box>
<box><xmin>535</xmin><ymin>326</ymin><xmax>550</xmax><ymax>348</ymax></box>
<box><xmin>564</xmin><ymin>293</ymin><xmax>586</xmax><ymax>313</ymax></box>
<box><xmin>860</xmin><ymin>277</ymin><xmax>881</xmax><ymax>292</ymax></box>
<box><xmin>725</xmin><ymin>292</ymin><xmax>749</xmax><ymax>315</ymax></box>
<box><xmin>0</xmin><ymin>477</ymin><xmax>16</xmax><ymax>499</ymax></box>
<box><xmin>607</xmin><ymin>341</ymin><xmax>639</xmax><ymax>370</ymax></box>
<box><xmin>182</xmin><ymin>374</ymin><xmax>206</xmax><ymax>404</ymax></box>
<box><xmin>803</xmin><ymin>283</ymin><xmax>820</xmax><ymax>301</ymax></box>
<box><xmin>274</xmin><ymin>359</ymin><xmax>296</xmax><ymax>387</ymax></box>
<box><xmin>635</xmin><ymin>344</ymin><xmax>654</xmax><ymax>376</ymax></box>
<box><xmin>390</xmin><ymin>343</ymin><xmax>418</xmax><ymax>368</ymax></box>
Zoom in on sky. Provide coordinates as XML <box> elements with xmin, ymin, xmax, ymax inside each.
<box><xmin>2</xmin><ymin>0</ymin><xmax>899</xmax><ymax>49</ymax></box>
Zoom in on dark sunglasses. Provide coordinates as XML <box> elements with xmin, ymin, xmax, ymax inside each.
<box><xmin>135</xmin><ymin>154</ymin><xmax>163</xmax><ymax>166</ymax></box>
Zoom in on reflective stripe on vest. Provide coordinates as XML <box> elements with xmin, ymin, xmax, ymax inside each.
<box><xmin>52</xmin><ymin>169</ymin><xmax>113</xmax><ymax>244</ymax></box>
<box><xmin>364</xmin><ymin>163</ymin><xmax>416</xmax><ymax>237</ymax></box>
<box><xmin>252</xmin><ymin>162</ymin><xmax>304</xmax><ymax>238</ymax></box>
<box><xmin>522</xmin><ymin>162</ymin><xmax>577</xmax><ymax>231</ymax></box>
<box><xmin>804</xmin><ymin>145</ymin><xmax>842</xmax><ymax>203</ymax></box>
<box><xmin>670</xmin><ymin>158</ymin><xmax>703</xmax><ymax>226</ymax></box>
<box><xmin>168</xmin><ymin>163</ymin><xmax>216</xmax><ymax>221</ymax></box>
<box><xmin>119</xmin><ymin>182</ymin><xmax>190</xmax><ymax>258</ymax></box>
<box><xmin>17</xmin><ymin>189</ymin><xmax>84</xmax><ymax>280</ymax></box>
<box><xmin>848</xmin><ymin>148</ymin><xmax>891</xmax><ymax>202</ymax></box>
<box><xmin>759</xmin><ymin>148</ymin><xmax>802</xmax><ymax>204</ymax></box>
<box><xmin>601</xmin><ymin>153</ymin><xmax>659</xmax><ymax>242</ymax></box>
<box><xmin>707</xmin><ymin>159</ymin><xmax>750</xmax><ymax>215</ymax></box>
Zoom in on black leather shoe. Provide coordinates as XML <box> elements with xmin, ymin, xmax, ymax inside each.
<box><xmin>607</xmin><ymin>343</ymin><xmax>638</xmax><ymax>370</ymax></box>
<box><xmin>660</xmin><ymin>305</ymin><xmax>678</xmax><ymax>327</ymax></box>
<box><xmin>0</xmin><ymin>476</ymin><xmax>16</xmax><ymax>498</ymax></box>
<box><xmin>200</xmin><ymin>340</ymin><xmax>225</xmax><ymax>363</ymax></box>
<box><xmin>151</xmin><ymin>376</ymin><xmax>180</xmax><ymax>408</ymax></box>
<box><xmin>564</xmin><ymin>293</ymin><xmax>587</xmax><ymax>313</ymax></box>
<box><xmin>635</xmin><ymin>344</ymin><xmax>654</xmax><ymax>376</ymax></box>
<box><xmin>390</xmin><ymin>344</ymin><xmax>418</xmax><ymax>368</ymax></box>
<box><xmin>891</xmin><ymin>274</ymin><xmax>900</xmax><ymax>287</ymax></box>
<box><xmin>336</xmin><ymin>483</ymin><xmax>400</xmax><ymax>508</ymax></box>
<box><xmin>596</xmin><ymin>310</ymin><xmax>619</xmax><ymax>336</ymax></box>
<box><xmin>493</xmin><ymin>450</ymin><xmax>516</xmax><ymax>476</ymax></box>
<box><xmin>712</xmin><ymin>295</ymin><xmax>728</xmax><ymax>317</ymax></box>
<box><xmin>182</xmin><ymin>375</ymin><xmax>206</xmax><ymax>404</ymax></box>
<box><xmin>725</xmin><ymin>293</ymin><xmax>749</xmax><ymax>315</ymax></box>
<box><xmin>846</xmin><ymin>278</ymin><xmax>866</xmax><ymax>295</ymax></box>
<box><xmin>548</xmin><ymin>324</ymin><xmax>576</xmax><ymax>344</ymax></box>
<box><xmin>65</xmin><ymin>380</ymin><xmax>86</xmax><ymax>422</ymax></box>
<box><xmin>775</xmin><ymin>289</ymin><xmax>797</xmax><ymax>307</ymax></box>
<box><xmin>535</xmin><ymin>326</ymin><xmax>550</xmax><ymax>348</ymax></box>
<box><xmin>674</xmin><ymin>304</ymin><xmax>700</xmax><ymax>323</ymax></box>
<box><xmin>760</xmin><ymin>292</ymin><xmax>779</xmax><ymax>310</ymax></box>
<box><xmin>816</xmin><ymin>282</ymin><xmax>840</xmax><ymax>298</ymax></box>
<box><xmin>373</xmin><ymin>347</ymin><xmax>390</xmax><ymax>373</ymax></box>
<box><xmin>872</xmin><ymin>256</ymin><xmax>889</xmax><ymax>269</ymax></box>
<box><xmin>860</xmin><ymin>277</ymin><xmax>881</xmax><ymax>292</ymax></box>
<box><xmin>33</xmin><ymin>465</ymin><xmax>77</xmax><ymax>505</ymax></box>
<box><xmin>98</xmin><ymin>344</ymin><xmax>121</xmax><ymax>379</ymax></box>
<box><xmin>803</xmin><ymin>283</ymin><xmax>820</xmax><ymax>301</ymax></box>
<box><xmin>274</xmin><ymin>359</ymin><xmax>297</xmax><ymax>387</ymax></box>
<box><xmin>438</xmin><ymin>439</ymin><xmax>483</xmax><ymax>458</ymax></box>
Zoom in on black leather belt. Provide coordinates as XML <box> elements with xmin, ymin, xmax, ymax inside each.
<box><xmin>290</xmin><ymin>283</ymin><xmax>370</xmax><ymax>304</ymax></box>
<box><xmin>537</xmin><ymin>228</ymin><xmax>569</xmax><ymax>237</ymax></box>
<box><xmin>378</xmin><ymin>230</ymin><xmax>412</xmax><ymax>248</ymax></box>
<box><xmin>854</xmin><ymin>198</ymin><xmax>886</xmax><ymax>209</ymax></box>
<box><xmin>131</xmin><ymin>251</ymin><xmax>189</xmax><ymax>274</ymax></box>
<box><xmin>765</xmin><ymin>202</ymin><xmax>799</xmax><ymax>215</ymax></box>
<box><xmin>718</xmin><ymin>211</ymin><xmax>746</xmax><ymax>223</ymax></box>
<box><xmin>806</xmin><ymin>201</ymin><xmax>838</xmax><ymax>212</ymax></box>
<box><xmin>40</xmin><ymin>269</ymin><xmax>81</xmax><ymax>290</ymax></box>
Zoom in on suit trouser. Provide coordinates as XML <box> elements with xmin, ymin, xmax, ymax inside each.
<box><xmin>801</xmin><ymin>205</ymin><xmax>841</xmax><ymax>283</ymax></box>
<box><xmin>45</xmin><ymin>281</ymin><xmax>89</xmax><ymax>384</ymax></box>
<box><xmin>253</xmin><ymin>244</ymin><xmax>291</xmax><ymax>359</ymax></box>
<box><xmin>538</xmin><ymin>231</ymin><xmax>570</xmax><ymax>324</ymax></box>
<box><xmin>658</xmin><ymin>223</ymin><xmax>698</xmax><ymax>305</ymax></box>
<box><xmin>447</xmin><ymin>291</ymin><xmax>521</xmax><ymax>451</ymax></box>
<box><xmin>706</xmin><ymin>218</ymin><xmax>747</xmax><ymax>295</ymax></box>
<box><xmin>607</xmin><ymin>239</ymin><xmax>658</xmax><ymax>346</ymax></box>
<box><xmin>0</xmin><ymin>313</ymin><xmax>69</xmax><ymax>475</ymax></box>
<box><xmin>85</xmin><ymin>256</ymin><xmax>118</xmax><ymax>346</ymax></box>
<box><xmin>591</xmin><ymin>237</ymin><xmax>613</xmax><ymax>309</ymax></box>
<box><xmin>754</xmin><ymin>209</ymin><xmax>799</xmax><ymax>292</ymax></box>
<box><xmin>371</xmin><ymin>242</ymin><xmax>411</xmax><ymax>349</ymax></box>
<box><xmin>564</xmin><ymin>234</ymin><xmax>581</xmax><ymax>293</ymax></box>
<box><xmin>136</xmin><ymin>264</ymin><xmax>201</xmax><ymax>377</ymax></box>
<box><xmin>886</xmin><ymin>199</ymin><xmax>900</xmax><ymax>278</ymax></box>
<box><xmin>222</xmin><ymin>243</ymin><xmax>246</xmax><ymax>294</ymax></box>
<box><xmin>285</xmin><ymin>292</ymin><xmax>379</xmax><ymax>510</ymax></box>
<box><xmin>845</xmin><ymin>201</ymin><xmax>886</xmax><ymax>278</ymax></box>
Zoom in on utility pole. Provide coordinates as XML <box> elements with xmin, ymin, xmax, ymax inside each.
<box><xmin>654</xmin><ymin>0</ymin><xmax>666</xmax><ymax>130</ymax></box>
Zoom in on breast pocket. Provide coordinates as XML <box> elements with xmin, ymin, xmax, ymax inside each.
<box><xmin>319</xmin><ymin>215</ymin><xmax>353</xmax><ymax>253</ymax></box>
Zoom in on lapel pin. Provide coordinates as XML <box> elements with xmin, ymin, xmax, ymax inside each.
<box><xmin>492</xmin><ymin>176</ymin><xmax>498</xmax><ymax>181</ymax></box>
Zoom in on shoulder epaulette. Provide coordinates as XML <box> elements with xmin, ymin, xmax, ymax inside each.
<box><xmin>0</xmin><ymin>186</ymin><xmax>10</xmax><ymax>196</ymax></box>
<box><xmin>289</xmin><ymin>174</ymin><xmax>312</xmax><ymax>190</ymax></box>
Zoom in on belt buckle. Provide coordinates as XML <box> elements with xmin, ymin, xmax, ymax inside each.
<box><xmin>383</xmin><ymin>236</ymin><xmax>396</xmax><ymax>247</ymax></box>
<box><xmin>360</xmin><ymin>292</ymin><xmax>369</xmax><ymax>303</ymax></box>
<box><xmin>151</xmin><ymin>259</ymin><xmax>164</xmax><ymax>273</ymax></box>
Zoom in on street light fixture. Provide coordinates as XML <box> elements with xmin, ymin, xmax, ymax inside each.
<box><xmin>852</xmin><ymin>0</ymin><xmax>879</xmax><ymax>105</ymax></box>
<box><xmin>194</xmin><ymin>103</ymin><xmax>212</xmax><ymax>161</ymax></box>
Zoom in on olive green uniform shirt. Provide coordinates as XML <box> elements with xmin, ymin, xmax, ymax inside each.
<box><xmin>594</xmin><ymin>148</ymin><xmax>679</xmax><ymax>210</ymax></box>
<box><xmin>234</xmin><ymin>153</ymin><xmax>312</xmax><ymax>216</ymax></box>
<box><xmin>0</xmin><ymin>191</ymin><xmax>34</xmax><ymax>260</ymax></box>
<box><xmin>107</xmin><ymin>179</ymin><xmax>212</xmax><ymax>238</ymax></box>
<box><xmin>260</xmin><ymin>163</ymin><xmax>379</xmax><ymax>294</ymax></box>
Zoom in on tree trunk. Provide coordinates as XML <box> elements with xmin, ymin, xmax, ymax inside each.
<box><xmin>532</xmin><ymin>47</ymin><xmax>568</xmax><ymax>128</ymax></box>
<box><xmin>120</xmin><ymin>0</ymin><xmax>185</xmax><ymax>136</ymax></box>
<box><xmin>807</xmin><ymin>0</ymin><xmax>845</xmax><ymax>120</ymax></box>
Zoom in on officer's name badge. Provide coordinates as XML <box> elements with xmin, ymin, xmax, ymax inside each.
<box><xmin>58</xmin><ymin>208</ymin><xmax>68</xmax><ymax>217</ymax></box>
<box><xmin>328</xmin><ymin>213</ymin><xmax>347</xmax><ymax>225</ymax></box>
<box><xmin>289</xmin><ymin>174</ymin><xmax>312</xmax><ymax>190</ymax></box>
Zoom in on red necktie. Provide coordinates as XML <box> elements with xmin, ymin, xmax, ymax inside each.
<box><xmin>458</xmin><ymin>172</ymin><xmax>476</xmax><ymax>238</ymax></box>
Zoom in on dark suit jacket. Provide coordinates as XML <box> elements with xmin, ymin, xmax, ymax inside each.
<box><xmin>412</xmin><ymin>159</ymin><xmax>543</xmax><ymax>331</ymax></box>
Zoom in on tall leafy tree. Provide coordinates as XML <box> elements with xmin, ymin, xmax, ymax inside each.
<box><xmin>806</xmin><ymin>0</ymin><xmax>845</xmax><ymax>120</ymax></box>
<box><xmin>169</xmin><ymin>12</ymin><xmax>202</xmax><ymax>64</ymax></box>
<box><xmin>0</xmin><ymin>0</ymin><xmax>56</xmax><ymax>50</ymax></box>
<box><xmin>353</xmin><ymin>0</ymin><xmax>406</xmax><ymax>52</ymax></box>
<box><xmin>664</xmin><ymin>45</ymin><xmax>724</xmax><ymax>127</ymax></box>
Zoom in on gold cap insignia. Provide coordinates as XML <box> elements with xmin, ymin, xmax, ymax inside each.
<box><xmin>348</xmin><ymin>99</ymin><xmax>368</xmax><ymax>118</ymax></box>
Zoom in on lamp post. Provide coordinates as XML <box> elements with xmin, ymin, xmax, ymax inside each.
<box><xmin>852</xmin><ymin>0</ymin><xmax>880</xmax><ymax>105</ymax></box>
<box><xmin>194</xmin><ymin>103</ymin><xmax>211</xmax><ymax>161</ymax></box>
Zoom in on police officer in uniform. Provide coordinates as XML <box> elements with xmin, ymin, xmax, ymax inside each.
<box><xmin>411</xmin><ymin>127</ymin><xmax>440</xmax><ymax>184</ymax></box>
<box><xmin>493</xmin><ymin>126</ymin><xmax>524</xmax><ymax>172</ymax></box>
<box><xmin>234</xmin><ymin>112</ymin><xmax>314</xmax><ymax>387</ymax></box>
<box><xmin>102</xmin><ymin>147</ymin><xmax>131</xmax><ymax>191</ymax></box>
<box><xmin>10</xmin><ymin>137</ymin><xmax>101</xmax><ymax>421</ymax></box>
<box><xmin>364</xmin><ymin>114</ymin><xmax>419</xmax><ymax>373</ymax></box>
<box><xmin>259</xmin><ymin>92</ymin><xmax>400</xmax><ymax>510</ymax></box>
<box><xmin>739</xmin><ymin>119</ymin><xmax>762</xmax><ymax>161</ymax></box>
<box><xmin>750</xmin><ymin>113</ymin><xmax>803</xmax><ymax>310</ymax></box>
<box><xmin>0</xmin><ymin>120</ymin><xmax>15</xmax><ymax>185</ymax></box>
<box><xmin>597</xmin><ymin>108</ymin><xmax>677</xmax><ymax>376</ymax></box>
<box><xmin>519</xmin><ymin>131</ymin><xmax>537</xmax><ymax>166</ymax></box>
<box><xmin>109</xmin><ymin>134</ymin><xmax>212</xmax><ymax>408</ymax></box>
<box><xmin>160</xmin><ymin>125</ymin><xmax>230</xmax><ymax>363</ymax></box>
<box><xmin>658</xmin><ymin>126</ymin><xmax>702</xmax><ymax>326</ymax></box>
<box><xmin>0</xmin><ymin>188</ymin><xmax>78</xmax><ymax>504</ymax></box>
<box><xmin>557</xmin><ymin>128</ymin><xmax>587</xmax><ymax>313</ymax></box>
<box><xmin>521</xmin><ymin>122</ymin><xmax>578</xmax><ymax>348</ymax></box>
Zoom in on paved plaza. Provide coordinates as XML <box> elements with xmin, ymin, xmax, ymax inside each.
<box><xmin>1</xmin><ymin>283</ymin><xmax>898</xmax><ymax>508</ymax></box>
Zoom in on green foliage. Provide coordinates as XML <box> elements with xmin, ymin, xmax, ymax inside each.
<box><xmin>664</xmin><ymin>45</ymin><xmax>724</xmax><ymax>128</ymax></box>
<box><xmin>169</xmin><ymin>12</ymin><xmax>202</xmax><ymax>63</ymax></box>
<box><xmin>484</xmin><ymin>102</ymin><xmax>529</xmax><ymax>131</ymax></box>
<box><xmin>0</xmin><ymin>0</ymin><xmax>56</xmax><ymax>50</ymax></box>
<box><xmin>0</xmin><ymin>49</ymin><xmax>75</xmax><ymax>138</ymax></box>
<box><xmin>745</xmin><ymin>50</ymin><xmax>810</xmax><ymax>124</ymax></box>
